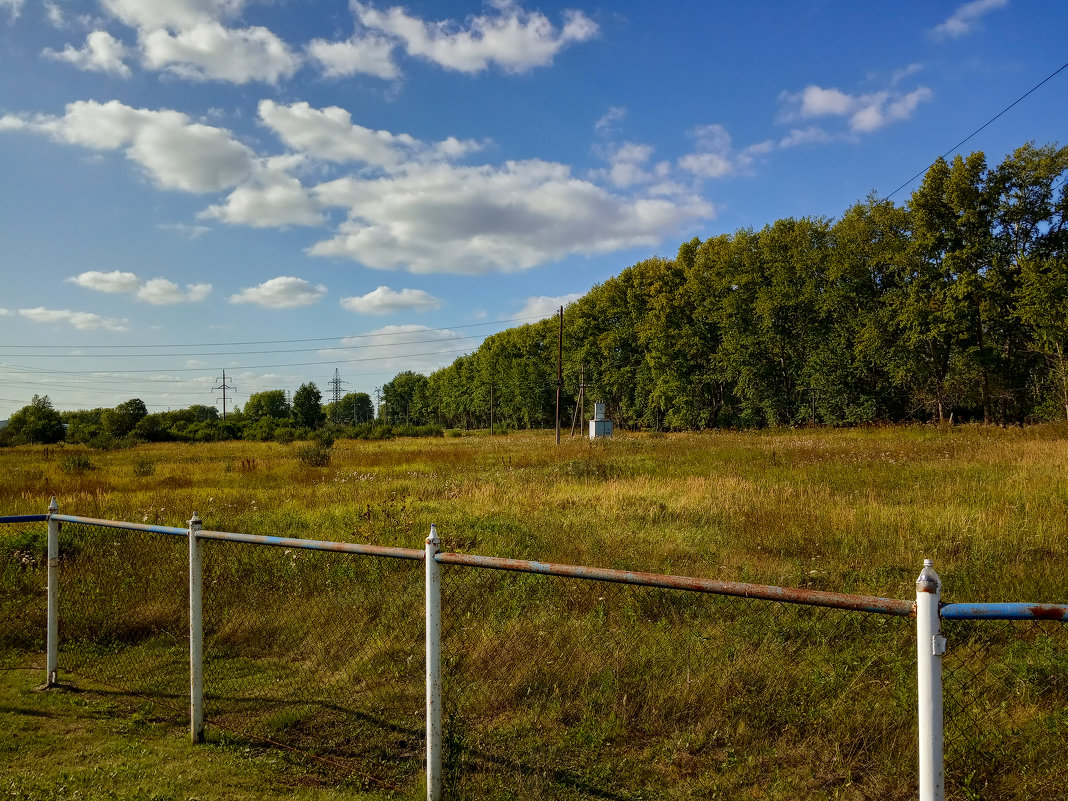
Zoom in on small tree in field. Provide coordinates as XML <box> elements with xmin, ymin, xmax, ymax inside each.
<box><xmin>5</xmin><ymin>395</ymin><xmax>65</xmax><ymax>444</ymax></box>
<box><xmin>292</xmin><ymin>383</ymin><xmax>325</xmax><ymax>429</ymax></box>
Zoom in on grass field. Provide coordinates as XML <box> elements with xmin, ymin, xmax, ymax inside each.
<box><xmin>2</xmin><ymin>425</ymin><xmax>1067</xmax><ymax>799</ymax></box>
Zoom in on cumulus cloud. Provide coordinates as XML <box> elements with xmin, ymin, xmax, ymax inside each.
<box><xmin>0</xmin><ymin>100</ymin><xmax>254</xmax><ymax>192</ymax></box>
<box><xmin>258</xmin><ymin>100</ymin><xmax>484</xmax><ymax>168</ymax></box>
<box><xmin>352</xmin><ymin>0</ymin><xmax>598</xmax><ymax>74</ymax></box>
<box><xmin>3</xmin><ymin>97</ymin><xmax>713</xmax><ymax>277</ymax></box>
<box><xmin>229</xmin><ymin>276</ymin><xmax>327</xmax><ymax>308</ymax></box>
<box><xmin>779</xmin><ymin>126</ymin><xmax>835</xmax><ymax>149</ymax></box>
<box><xmin>68</xmin><ymin>270</ymin><xmax>142</xmax><ymax>294</ymax></box>
<box><xmin>930</xmin><ymin>0</ymin><xmax>1009</xmax><ymax>39</ymax></box>
<box><xmin>0</xmin><ymin>307</ymin><xmax>9</xmax><ymax>315</ymax></box>
<box><xmin>677</xmin><ymin>124</ymin><xmax>771</xmax><ymax>179</ymax></box>
<box><xmin>307</xmin><ymin>32</ymin><xmax>399</xmax><ymax>79</ymax></box>
<box><xmin>320</xmin><ymin>324</ymin><xmax>471</xmax><ymax>374</ymax></box>
<box><xmin>0</xmin><ymin>0</ymin><xmax>23</xmax><ymax>22</ymax></box>
<box><xmin>340</xmin><ymin>286</ymin><xmax>443</xmax><ymax>315</ymax></box>
<box><xmin>19</xmin><ymin>307</ymin><xmax>128</xmax><ymax>331</ymax></box>
<box><xmin>778</xmin><ymin>83</ymin><xmax>933</xmax><ymax>134</ymax></box>
<box><xmin>140</xmin><ymin>22</ymin><xmax>299</xmax><ymax>84</ymax></box>
<box><xmin>43</xmin><ymin>31</ymin><xmax>131</xmax><ymax>76</ymax></box>
<box><xmin>200</xmin><ymin>154</ymin><xmax>324</xmax><ymax>227</ymax></box>
<box><xmin>68</xmin><ymin>270</ymin><xmax>212</xmax><ymax>304</ymax></box>
<box><xmin>99</xmin><ymin>0</ymin><xmax>299</xmax><ymax>84</ymax></box>
<box><xmin>517</xmin><ymin>293</ymin><xmax>582</xmax><ymax>320</ymax></box>
<box><xmin>311</xmin><ymin>159</ymin><xmax>712</xmax><ymax>274</ymax></box>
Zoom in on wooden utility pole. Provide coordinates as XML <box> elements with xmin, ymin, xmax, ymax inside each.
<box><xmin>570</xmin><ymin>364</ymin><xmax>586</xmax><ymax>437</ymax></box>
<box><xmin>555</xmin><ymin>305</ymin><xmax>563</xmax><ymax>445</ymax></box>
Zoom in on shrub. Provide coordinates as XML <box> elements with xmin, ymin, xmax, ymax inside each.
<box><xmin>132</xmin><ymin>457</ymin><xmax>156</xmax><ymax>477</ymax></box>
<box><xmin>60</xmin><ymin>454</ymin><xmax>94</xmax><ymax>474</ymax></box>
<box><xmin>295</xmin><ymin>443</ymin><xmax>330</xmax><ymax>467</ymax></box>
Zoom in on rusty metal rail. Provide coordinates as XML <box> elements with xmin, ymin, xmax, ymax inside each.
<box><xmin>435</xmin><ymin>551</ymin><xmax>916</xmax><ymax>616</ymax></box>
<box><xmin>196</xmin><ymin>529</ymin><xmax>424</xmax><ymax>561</ymax></box>
<box><xmin>941</xmin><ymin>602</ymin><xmax>1068</xmax><ymax>621</ymax></box>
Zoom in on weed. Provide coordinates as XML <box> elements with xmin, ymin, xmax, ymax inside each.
<box><xmin>60</xmin><ymin>454</ymin><xmax>94</xmax><ymax>474</ymax></box>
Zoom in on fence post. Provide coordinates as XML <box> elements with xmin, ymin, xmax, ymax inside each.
<box><xmin>188</xmin><ymin>512</ymin><xmax>204</xmax><ymax>744</ymax></box>
<box><xmin>46</xmin><ymin>496</ymin><xmax>59</xmax><ymax>688</ymax></box>
<box><xmin>916</xmin><ymin>558</ymin><xmax>945</xmax><ymax>801</ymax></box>
<box><xmin>425</xmin><ymin>523</ymin><xmax>442</xmax><ymax>801</ymax></box>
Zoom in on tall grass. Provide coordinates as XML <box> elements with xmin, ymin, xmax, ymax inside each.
<box><xmin>2</xmin><ymin>425</ymin><xmax>1067</xmax><ymax>797</ymax></box>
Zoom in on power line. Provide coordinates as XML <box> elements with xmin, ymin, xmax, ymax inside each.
<box><xmin>883</xmin><ymin>60</ymin><xmax>1068</xmax><ymax>201</ymax></box>
<box><xmin>0</xmin><ymin>315</ymin><xmax>545</xmax><ymax>351</ymax></box>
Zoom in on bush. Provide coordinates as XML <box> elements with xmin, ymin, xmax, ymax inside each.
<box><xmin>274</xmin><ymin>426</ymin><xmax>297</xmax><ymax>444</ymax></box>
<box><xmin>132</xmin><ymin>457</ymin><xmax>156</xmax><ymax>477</ymax></box>
<box><xmin>60</xmin><ymin>454</ymin><xmax>94</xmax><ymax>474</ymax></box>
<box><xmin>295</xmin><ymin>442</ymin><xmax>331</xmax><ymax>467</ymax></box>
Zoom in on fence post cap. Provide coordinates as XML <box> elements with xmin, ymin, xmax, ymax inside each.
<box><xmin>426</xmin><ymin>523</ymin><xmax>440</xmax><ymax>548</ymax></box>
<box><xmin>48</xmin><ymin>496</ymin><xmax>58</xmax><ymax>513</ymax></box>
<box><xmin>189</xmin><ymin>512</ymin><xmax>202</xmax><ymax>528</ymax></box>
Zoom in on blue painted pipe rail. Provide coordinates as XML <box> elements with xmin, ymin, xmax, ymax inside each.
<box><xmin>50</xmin><ymin>513</ymin><xmax>188</xmax><ymax>537</ymax></box>
<box><xmin>0</xmin><ymin>514</ymin><xmax>47</xmax><ymax>524</ymax></box>
<box><xmin>941</xmin><ymin>602</ymin><xmax>1068</xmax><ymax>621</ymax></box>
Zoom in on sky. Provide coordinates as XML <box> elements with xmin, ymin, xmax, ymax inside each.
<box><xmin>1</xmin><ymin>0</ymin><xmax>1066</xmax><ymax>419</ymax></box>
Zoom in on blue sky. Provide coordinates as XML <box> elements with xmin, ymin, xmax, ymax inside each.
<box><xmin>1</xmin><ymin>0</ymin><xmax>1066</xmax><ymax>418</ymax></box>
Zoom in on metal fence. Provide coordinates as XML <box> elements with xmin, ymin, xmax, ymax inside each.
<box><xmin>1</xmin><ymin>501</ymin><xmax>1065</xmax><ymax>800</ymax></box>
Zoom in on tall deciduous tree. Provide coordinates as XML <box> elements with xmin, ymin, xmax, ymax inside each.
<box><xmin>292</xmin><ymin>383</ymin><xmax>325</xmax><ymax>428</ymax></box>
<box><xmin>5</xmin><ymin>395</ymin><xmax>65</xmax><ymax>444</ymax></box>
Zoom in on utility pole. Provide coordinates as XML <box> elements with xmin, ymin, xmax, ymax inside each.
<box><xmin>329</xmin><ymin>369</ymin><xmax>346</xmax><ymax>423</ymax></box>
<box><xmin>555</xmin><ymin>305</ymin><xmax>563</xmax><ymax>445</ymax></box>
<box><xmin>489</xmin><ymin>381</ymin><xmax>494</xmax><ymax>435</ymax></box>
<box><xmin>374</xmin><ymin>386</ymin><xmax>382</xmax><ymax>425</ymax></box>
<box><xmin>213</xmin><ymin>369</ymin><xmax>235</xmax><ymax>419</ymax></box>
<box><xmin>570</xmin><ymin>364</ymin><xmax>586</xmax><ymax>437</ymax></box>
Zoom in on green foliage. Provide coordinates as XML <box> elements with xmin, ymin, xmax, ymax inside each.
<box><xmin>291</xmin><ymin>383</ymin><xmax>325</xmax><ymax>429</ymax></box>
<box><xmin>243</xmin><ymin>390</ymin><xmax>290</xmax><ymax>421</ymax></box>
<box><xmin>4</xmin><ymin>395</ymin><xmax>65</xmax><ymax>445</ymax></box>
<box><xmin>60</xmin><ymin>453</ymin><xmax>94</xmax><ymax>474</ymax></box>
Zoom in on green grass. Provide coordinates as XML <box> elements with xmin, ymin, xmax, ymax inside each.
<box><xmin>2</xmin><ymin>425</ymin><xmax>1067</xmax><ymax>798</ymax></box>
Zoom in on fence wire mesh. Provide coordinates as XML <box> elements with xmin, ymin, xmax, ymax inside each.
<box><xmin>0</xmin><ymin>522</ymin><xmax>48</xmax><ymax>671</ymax></box>
<box><xmin>440</xmin><ymin>565</ymin><xmax>917</xmax><ymax>800</ymax></box>
<box><xmin>942</xmin><ymin>617</ymin><xmax>1068</xmax><ymax>800</ymax></box>
<box><xmin>201</xmin><ymin>539</ymin><xmax>424</xmax><ymax>791</ymax></box>
<box><xmin>56</xmin><ymin>523</ymin><xmax>188</xmax><ymax>708</ymax></box>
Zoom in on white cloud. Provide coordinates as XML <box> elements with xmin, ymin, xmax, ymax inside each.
<box><xmin>307</xmin><ymin>32</ymin><xmax>399</xmax><ymax>79</ymax></box>
<box><xmin>19</xmin><ymin>307</ymin><xmax>128</xmax><ymax>331</ymax></box>
<box><xmin>158</xmin><ymin>222</ymin><xmax>212</xmax><ymax>238</ymax></box>
<box><xmin>778</xmin><ymin>83</ymin><xmax>933</xmax><ymax>133</ymax></box>
<box><xmin>229</xmin><ymin>276</ymin><xmax>327</xmax><ymax>308</ymax></box>
<box><xmin>353</xmin><ymin>1</ymin><xmax>598</xmax><ymax>74</ymax></box>
<box><xmin>257</xmin><ymin>100</ymin><xmax>484</xmax><ymax>168</ymax></box>
<box><xmin>140</xmin><ymin>22</ymin><xmax>299</xmax><ymax>84</ymax></box>
<box><xmin>930</xmin><ymin>0</ymin><xmax>1009</xmax><ymax>39</ymax></box>
<box><xmin>517</xmin><ymin>293</ymin><xmax>582</xmax><ymax>320</ymax></box>
<box><xmin>201</xmin><ymin>154</ymin><xmax>324</xmax><ymax>227</ymax></box>
<box><xmin>44</xmin><ymin>31</ymin><xmax>131</xmax><ymax>76</ymax></box>
<box><xmin>68</xmin><ymin>270</ymin><xmax>212</xmax><ymax>304</ymax></box>
<box><xmin>43</xmin><ymin>2</ymin><xmax>64</xmax><ymax>27</ymax></box>
<box><xmin>677</xmin><ymin>124</ymin><xmax>768</xmax><ymax>179</ymax></box>
<box><xmin>68</xmin><ymin>270</ymin><xmax>142</xmax><ymax>293</ymax></box>
<box><xmin>137</xmin><ymin>278</ymin><xmax>213</xmax><ymax>304</ymax></box>
<box><xmin>0</xmin><ymin>307</ymin><xmax>9</xmax><ymax>315</ymax></box>
<box><xmin>0</xmin><ymin>0</ymin><xmax>23</xmax><ymax>22</ymax></box>
<box><xmin>1</xmin><ymin>100</ymin><xmax>254</xmax><ymax>192</ymax></box>
<box><xmin>340</xmin><ymin>285</ymin><xmax>443</xmax><ymax>315</ymax></box>
<box><xmin>594</xmin><ymin>106</ymin><xmax>626</xmax><ymax>136</ymax></box>
<box><xmin>594</xmin><ymin>141</ymin><xmax>654</xmax><ymax>187</ymax></box>
<box><xmin>311</xmin><ymin>159</ymin><xmax>712</xmax><ymax>274</ymax></box>
<box><xmin>321</xmin><ymin>324</ymin><xmax>470</xmax><ymax>374</ymax></box>
<box><xmin>102</xmin><ymin>0</ymin><xmax>248</xmax><ymax>30</ymax></box>
<box><xmin>779</xmin><ymin>126</ymin><xmax>834</xmax><ymax>148</ymax></box>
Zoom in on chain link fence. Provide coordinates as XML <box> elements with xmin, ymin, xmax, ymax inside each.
<box><xmin>942</xmin><ymin>617</ymin><xmax>1068</xmax><ymax>800</ymax></box>
<box><xmin>3</xmin><ymin>514</ymin><xmax>1067</xmax><ymax>800</ymax></box>
<box><xmin>440</xmin><ymin>565</ymin><xmax>917</xmax><ymax>800</ymax></box>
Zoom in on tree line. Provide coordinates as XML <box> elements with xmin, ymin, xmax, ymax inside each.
<box><xmin>408</xmin><ymin>143</ymin><xmax>1068</xmax><ymax>430</ymax></box>
<box><xmin>4</xmin><ymin>143</ymin><xmax>1065</xmax><ymax>446</ymax></box>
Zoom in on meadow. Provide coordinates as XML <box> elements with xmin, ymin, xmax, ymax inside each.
<box><xmin>1</xmin><ymin>425</ymin><xmax>1066</xmax><ymax>799</ymax></box>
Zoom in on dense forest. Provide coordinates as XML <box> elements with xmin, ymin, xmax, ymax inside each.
<box><xmin>399</xmin><ymin>143</ymin><xmax>1068</xmax><ymax>430</ymax></box>
<box><xmin>3</xmin><ymin>143</ymin><xmax>1066</xmax><ymax>446</ymax></box>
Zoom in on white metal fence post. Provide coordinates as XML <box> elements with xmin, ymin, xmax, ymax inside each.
<box><xmin>46</xmin><ymin>496</ymin><xmax>59</xmax><ymax>688</ymax></box>
<box><xmin>188</xmin><ymin>512</ymin><xmax>204</xmax><ymax>744</ymax></box>
<box><xmin>425</xmin><ymin>523</ymin><xmax>442</xmax><ymax>801</ymax></box>
<box><xmin>916</xmin><ymin>558</ymin><xmax>945</xmax><ymax>801</ymax></box>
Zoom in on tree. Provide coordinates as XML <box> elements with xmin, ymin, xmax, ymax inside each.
<box><xmin>292</xmin><ymin>383</ymin><xmax>325</xmax><ymax>428</ymax></box>
<box><xmin>381</xmin><ymin>372</ymin><xmax>430</xmax><ymax>425</ymax></box>
<box><xmin>325</xmin><ymin>392</ymin><xmax>373</xmax><ymax>424</ymax></box>
<box><xmin>102</xmin><ymin>398</ymin><xmax>148</xmax><ymax>438</ymax></box>
<box><xmin>5</xmin><ymin>395</ymin><xmax>65</xmax><ymax>444</ymax></box>
<box><xmin>243</xmin><ymin>390</ymin><xmax>290</xmax><ymax>421</ymax></box>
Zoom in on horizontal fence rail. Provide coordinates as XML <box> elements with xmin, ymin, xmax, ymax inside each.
<box><xmin>3</xmin><ymin>500</ymin><xmax>1065</xmax><ymax>800</ymax></box>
